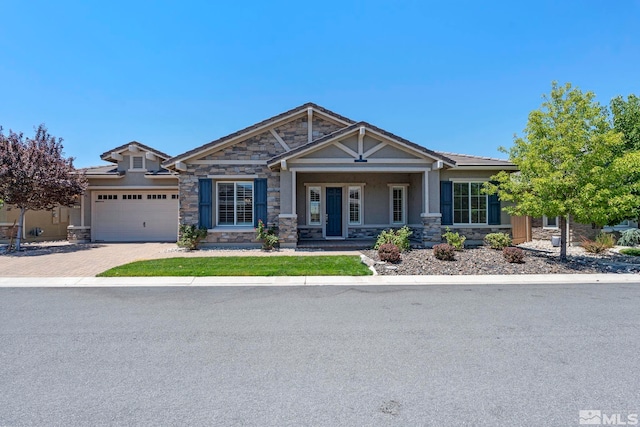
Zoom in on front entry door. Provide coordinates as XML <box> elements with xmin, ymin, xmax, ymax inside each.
<box><xmin>326</xmin><ymin>187</ymin><xmax>342</xmax><ymax>237</ymax></box>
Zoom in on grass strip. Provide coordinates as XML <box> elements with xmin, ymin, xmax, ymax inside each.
<box><xmin>97</xmin><ymin>255</ymin><xmax>372</xmax><ymax>277</ymax></box>
<box><xmin>620</xmin><ymin>248</ymin><xmax>640</xmax><ymax>257</ymax></box>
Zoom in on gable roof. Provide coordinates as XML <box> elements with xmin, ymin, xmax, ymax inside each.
<box><xmin>163</xmin><ymin>102</ymin><xmax>356</xmax><ymax>168</ymax></box>
<box><xmin>267</xmin><ymin>121</ymin><xmax>456</xmax><ymax>168</ymax></box>
<box><xmin>435</xmin><ymin>151</ymin><xmax>516</xmax><ymax>168</ymax></box>
<box><xmin>100</xmin><ymin>141</ymin><xmax>172</xmax><ymax>163</ymax></box>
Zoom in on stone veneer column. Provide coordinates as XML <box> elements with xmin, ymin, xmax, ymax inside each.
<box><xmin>278</xmin><ymin>214</ymin><xmax>298</xmax><ymax>249</ymax></box>
<box><xmin>67</xmin><ymin>226</ymin><xmax>91</xmax><ymax>243</ymax></box>
<box><xmin>421</xmin><ymin>213</ymin><xmax>442</xmax><ymax>248</ymax></box>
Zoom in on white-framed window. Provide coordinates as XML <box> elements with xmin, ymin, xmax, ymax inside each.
<box><xmin>308</xmin><ymin>186</ymin><xmax>321</xmax><ymax>225</ymax></box>
<box><xmin>348</xmin><ymin>186</ymin><xmax>362</xmax><ymax>225</ymax></box>
<box><xmin>389</xmin><ymin>185</ymin><xmax>407</xmax><ymax>225</ymax></box>
<box><xmin>543</xmin><ymin>215</ymin><xmax>559</xmax><ymax>229</ymax></box>
<box><xmin>453</xmin><ymin>182</ymin><xmax>487</xmax><ymax>224</ymax></box>
<box><xmin>129</xmin><ymin>155</ymin><xmax>145</xmax><ymax>171</ymax></box>
<box><xmin>216</xmin><ymin>182</ymin><xmax>253</xmax><ymax>226</ymax></box>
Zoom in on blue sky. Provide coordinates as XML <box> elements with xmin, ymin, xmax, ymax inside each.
<box><xmin>1</xmin><ymin>0</ymin><xmax>639</xmax><ymax>167</ymax></box>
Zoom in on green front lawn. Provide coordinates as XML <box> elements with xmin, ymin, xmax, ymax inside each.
<box><xmin>97</xmin><ymin>255</ymin><xmax>372</xmax><ymax>277</ymax></box>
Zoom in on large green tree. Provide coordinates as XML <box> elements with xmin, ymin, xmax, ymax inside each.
<box><xmin>487</xmin><ymin>82</ymin><xmax>640</xmax><ymax>260</ymax></box>
<box><xmin>611</xmin><ymin>94</ymin><xmax>640</xmax><ymax>151</ymax></box>
<box><xmin>610</xmin><ymin>94</ymin><xmax>640</xmax><ymax>222</ymax></box>
<box><xmin>0</xmin><ymin>125</ymin><xmax>87</xmax><ymax>251</ymax></box>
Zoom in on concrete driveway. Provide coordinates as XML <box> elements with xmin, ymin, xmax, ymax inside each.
<box><xmin>0</xmin><ymin>242</ymin><xmax>360</xmax><ymax>277</ymax></box>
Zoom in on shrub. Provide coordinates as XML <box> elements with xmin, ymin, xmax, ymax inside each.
<box><xmin>581</xmin><ymin>239</ymin><xmax>607</xmax><ymax>254</ymax></box>
<box><xmin>484</xmin><ymin>232</ymin><xmax>512</xmax><ymax>250</ymax></box>
<box><xmin>595</xmin><ymin>232</ymin><xmax>616</xmax><ymax>249</ymax></box>
<box><xmin>177</xmin><ymin>224</ymin><xmax>208</xmax><ymax>250</ymax></box>
<box><xmin>618</xmin><ymin>228</ymin><xmax>640</xmax><ymax>247</ymax></box>
<box><xmin>503</xmin><ymin>247</ymin><xmax>525</xmax><ymax>263</ymax></box>
<box><xmin>433</xmin><ymin>243</ymin><xmax>456</xmax><ymax>261</ymax></box>
<box><xmin>442</xmin><ymin>227</ymin><xmax>465</xmax><ymax>251</ymax></box>
<box><xmin>374</xmin><ymin>226</ymin><xmax>412</xmax><ymax>252</ymax></box>
<box><xmin>620</xmin><ymin>248</ymin><xmax>640</xmax><ymax>257</ymax></box>
<box><xmin>255</xmin><ymin>220</ymin><xmax>279</xmax><ymax>250</ymax></box>
<box><xmin>378</xmin><ymin>243</ymin><xmax>401</xmax><ymax>263</ymax></box>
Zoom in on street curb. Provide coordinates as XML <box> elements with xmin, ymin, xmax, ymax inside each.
<box><xmin>0</xmin><ymin>274</ymin><xmax>638</xmax><ymax>287</ymax></box>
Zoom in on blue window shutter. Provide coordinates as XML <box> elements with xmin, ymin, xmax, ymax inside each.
<box><xmin>440</xmin><ymin>181</ymin><xmax>453</xmax><ymax>225</ymax></box>
<box><xmin>198</xmin><ymin>179</ymin><xmax>212</xmax><ymax>229</ymax></box>
<box><xmin>254</xmin><ymin>178</ymin><xmax>268</xmax><ymax>227</ymax></box>
<box><xmin>488</xmin><ymin>193</ymin><xmax>501</xmax><ymax>225</ymax></box>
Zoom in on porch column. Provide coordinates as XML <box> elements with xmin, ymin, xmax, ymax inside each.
<box><xmin>420</xmin><ymin>213</ymin><xmax>442</xmax><ymax>248</ymax></box>
<box><xmin>278</xmin><ymin>169</ymin><xmax>298</xmax><ymax>248</ymax></box>
<box><xmin>423</xmin><ymin>170</ymin><xmax>429</xmax><ymax>214</ymax></box>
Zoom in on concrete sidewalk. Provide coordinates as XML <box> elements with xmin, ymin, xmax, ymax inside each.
<box><xmin>0</xmin><ymin>274</ymin><xmax>638</xmax><ymax>287</ymax></box>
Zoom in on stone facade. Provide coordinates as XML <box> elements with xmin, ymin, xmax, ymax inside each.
<box><xmin>179</xmin><ymin>115</ymin><xmax>343</xmax><ymax>247</ymax></box>
<box><xmin>446</xmin><ymin>226</ymin><xmax>511</xmax><ymax>244</ymax></box>
<box><xmin>421</xmin><ymin>215</ymin><xmax>442</xmax><ymax>248</ymax></box>
<box><xmin>531</xmin><ymin>217</ymin><xmax>559</xmax><ymax>240</ymax></box>
<box><xmin>298</xmin><ymin>227</ymin><xmax>323</xmax><ymax>240</ymax></box>
<box><xmin>202</xmin><ymin>230</ymin><xmax>257</xmax><ymax>245</ymax></box>
<box><xmin>278</xmin><ymin>215</ymin><xmax>298</xmax><ymax>248</ymax></box>
<box><xmin>67</xmin><ymin>226</ymin><xmax>91</xmax><ymax>243</ymax></box>
<box><xmin>347</xmin><ymin>227</ymin><xmax>389</xmax><ymax>239</ymax></box>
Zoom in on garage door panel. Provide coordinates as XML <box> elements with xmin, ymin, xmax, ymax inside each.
<box><xmin>93</xmin><ymin>192</ymin><xmax>178</xmax><ymax>242</ymax></box>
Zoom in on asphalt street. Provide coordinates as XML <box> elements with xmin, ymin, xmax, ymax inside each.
<box><xmin>1</xmin><ymin>283</ymin><xmax>639</xmax><ymax>426</ymax></box>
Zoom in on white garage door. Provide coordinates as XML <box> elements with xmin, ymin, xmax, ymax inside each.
<box><xmin>93</xmin><ymin>191</ymin><xmax>179</xmax><ymax>242</ymax></box>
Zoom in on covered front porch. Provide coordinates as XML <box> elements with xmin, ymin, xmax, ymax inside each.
<box><xmin>266</xmin><ymin>122</ymin><xmax>455</xmax><ymax>249</ymax></box>
<box><xmin>276</xmin><ymin>169</ymin><xmax>443</xmax><ymax>249</ymax></box>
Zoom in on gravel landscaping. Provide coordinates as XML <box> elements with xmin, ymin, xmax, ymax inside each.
<box><xmin>363</xmin><ymin>240</ymin><xmax>640</xmax><ymax>275</ymax></box>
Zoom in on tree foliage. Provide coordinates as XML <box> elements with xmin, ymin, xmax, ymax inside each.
<box><xmin>611</xmin><ymin>94</ymin><xmax>640</xmax><ymax>152</ymax></box>
<box><xmin>0</xmin><ymin>124</ymin><xmax>87</xmax><ymax>250</ymax></box>
<box><xmin>486</xmin><ymin>82</ymin><xmax>640</xmax><ymax>260</ymax></box>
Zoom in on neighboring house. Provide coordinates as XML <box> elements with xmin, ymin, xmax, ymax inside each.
<box><xmin>532</xmin><ymin>215</ymin><xmax>638</xmax><ymax>245</ymax></box>
<box><xmin>66</xmin><ymin>142</ymin><xmax>179</xmax><ymax>243</ymax></box>
<box><xmin>0</xmin><ymin>206</ymin><xmax>70</xmax><ymax>243</ymax></box>
<box><xmin>162</xmin><ymin>103</ymin><xmax>517</xmax><ymax>248</ymax></box>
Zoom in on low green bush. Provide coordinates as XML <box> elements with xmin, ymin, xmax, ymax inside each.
<box><xmin>442</xmin><ymin>227</ymin><xmax>465</xmax><ymax>251</ymax></box>
<box><xmin>503</xmin><ymin>247</ymin><xmax>524</xmax><ymax>263</ymax></box>
<box><xmin>374</xmin><ymin>226</ymin><xmax>412</xmax><ymax>252</ymax></box>
<box><xmin>484</xmin><ymin>232</ymin><xmax>512</xmax><ymax>250</ymax></box>
<box><xmin>433</xmin><ymin>243</ymin><xmax>456</xmax><ymax>261</ymax></box>
<box><xmin>595</xmin><ymin>232</ymin><xmax>616</xmax><ymax>249</ymax></box>
<box><xmin>177</xmin><ymin>224</ymin><xmax>208</xmax><ymax>250</ymax></box>
<box><xmin>620</xmin><ymin>248</ymin><xmax>640</xmax><ymax>257</ymax></box>
<box><xmin>618</xmin><ymin>228</ymin><xmax>640</xmax><ymax>247</ymax></box>
<box><xmin>378</xmin><ymin>243</ymin><xmax>401</xmax><ymax>263</ymax></box>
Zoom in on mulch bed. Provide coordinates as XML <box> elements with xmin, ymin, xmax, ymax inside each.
<box><xmin>362</xmin><ymin>246</ymin><xmax>640</xmax><ymax>275</ymax></box>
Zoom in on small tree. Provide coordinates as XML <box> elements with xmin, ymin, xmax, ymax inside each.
<box><xmin>0</xmin><ymin>125</ymin><xmax>87</xmax><ymax>250</ymax></box>
<box><xmin>486</xmin><ymin>82</ymin><xmax>640</xmax><ymax>260</ymax></box>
